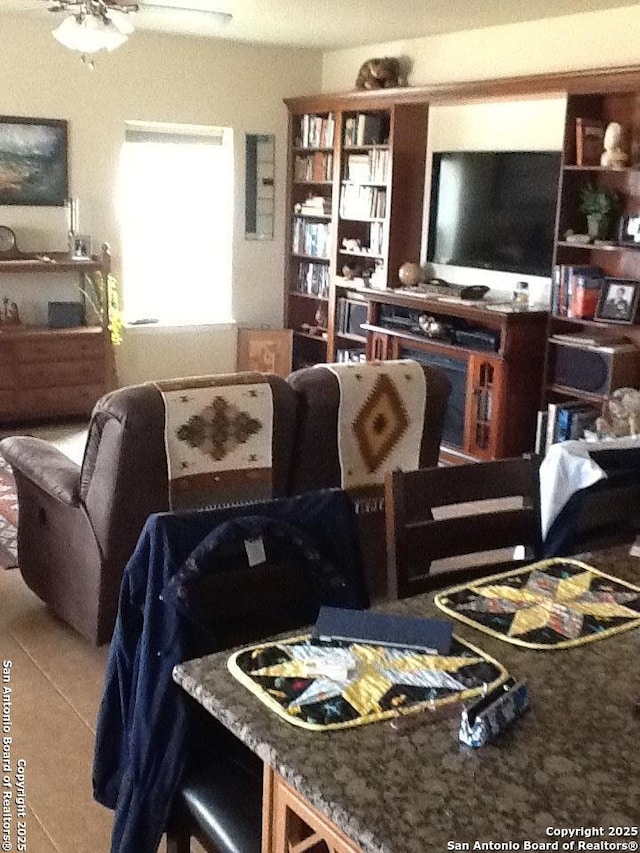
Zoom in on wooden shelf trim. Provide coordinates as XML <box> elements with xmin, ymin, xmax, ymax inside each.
<box><xmin>291</xmin><ymin>252</ymin><xmax>330</xmax><ymax>262</ymax></box>
<box><xmin>294</xmin><ymin>330</ymin><xmax>328</xmax><ymax>342</ymax></box>
<box><xmin>555</xmin><ymin>241</ymin><xmax>626</xmax><ymax>251</ymax></box>
<box><xmin>284</xmin><ymin>63</ymin><xmax>640</xmax><ymax>113</ymax></box>
<box><xmin>0</xmin><ymin>257</ymin><xmax>101</xmax><ymax>275</ymax></box>
<box><xmin>563</xmin><ymin>165</ymin><xmax>640</xmax><ymax>173</ymax></box>
<box><xmin>547</xmin><ymin>383</ymin><xmax>608</xmax><ymax>403</ymax></box>
<box><xmin>289</xmin><ymin>291</ymin><xmax>329</xmax><ymax>301</ymax></box>
<box><xmin>361</xmin><ymin>322</ymin><xmax>489</xmax><ymax>356</ymax></box>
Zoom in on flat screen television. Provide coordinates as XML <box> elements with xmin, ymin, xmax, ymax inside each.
<box><xmin>426</xmin><ymin>150</ymin><xmax>562</xmax><ymax>277</ymax></box>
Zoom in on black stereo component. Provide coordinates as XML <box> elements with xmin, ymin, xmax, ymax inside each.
<box><xmin>336</xmin><ymin>298</ymin><xmax>367</xmax><ymax>337</ymax></box>
<box><xmin>454</xmin><ymin>328</ymin><xmax>499</xmax><ymax>352</ymax></box>
<box><xmin>48</xmin><ymin>301</ymin><xmax>85</xmax><ymax>328</ymax></box>
<box><xmin>548</xmin><ymin>340</ymin><xmax>640</xmax><ymax>396</ymax></box>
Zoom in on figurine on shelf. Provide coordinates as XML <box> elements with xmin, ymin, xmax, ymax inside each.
<box><xmin>314</xmin><ymin>300</ymin><xmax>328</xmax><ymax>330</ymax></box>
<box><xmin>600</xmin><ymin>122</ymin><xmax>628</xmax><ymax>168</ymax></box>
<box><xmin>0</xmin><ymin>296</ymin><xmax>20</xmax><ymax>326</ymax></box>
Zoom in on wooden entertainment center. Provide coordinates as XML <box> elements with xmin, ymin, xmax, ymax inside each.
<box><xmin>284</xmin><ymin>65</ymin><xmax>640</xmax><ymax>461</ymax></box>
<box><xmin>0</xmin><ymin>247</ymin><xmax>114</xmax><ymax>422</ymax></box>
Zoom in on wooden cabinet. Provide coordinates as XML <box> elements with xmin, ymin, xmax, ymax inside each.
<box><xmin>360</xmin><ymin>289</ymin><xmax>548</xmax><ymax>462</ymax></box>
<box><xmin>264</xmin><ymin>768</ymin><xmax>362</xmax><ymax>853</ymax></box>
<box><xmin>0</xmin><ymin>250</ymin><xmax>113</xmax><ymax>422</ymax></box>
<box><xmin>284</xmin><ymin>93</ymin><xmax>427</xmax><ymax>370</ymax></box>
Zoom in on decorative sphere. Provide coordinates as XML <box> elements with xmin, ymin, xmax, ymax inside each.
<box><xmin>398</xmin><ymin>261</ymin><xmax>421</xmax><ymax>287</ymax></box>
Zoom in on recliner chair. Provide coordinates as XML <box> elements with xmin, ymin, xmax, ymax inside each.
<box><xmin>0</xmin><ymin>374</ymin><xmax>297</xmax><ymax>644</ymax></box>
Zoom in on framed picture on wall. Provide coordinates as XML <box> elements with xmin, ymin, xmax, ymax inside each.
<box><xmin>237</xmin><ymin>328</ymin><xmax>293</xmax><ymax>378</ymax></box>
<box><xmin>0</xmin><ymin>116</ymin><xmax>68</xmax><ymax>206</ymax></box>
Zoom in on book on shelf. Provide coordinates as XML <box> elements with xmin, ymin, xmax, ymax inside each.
<box><xmin>356</xmin><ymin>113</ymin><xmax>384</xmax><ymax>146</ymax></box>
<box><xmin>545</xmin><ymin>400</ymin><xmax>601</xmax><ymax>451</ymax></box>
<box><xmin>293</xmin><ymin>152</ymin><xmax>333</xmax><ymax>182</ymax></box>
<box><xmin>344</xmin><ymin>113</ymin><xmax>386</xmax><ymax>148</ymax></box>
<box><xmin>298</xmin><ymin>113</ymin><xmax>335</xmax><ymax>149</ymax></box>
<box><xmin>552</xmin><ymin>264</ymin><xmax>603</xmax><ymax>318</ymax></box>
<box><xmin>575</xmin><ymin>117</ymin><xmax>606</xmax><ymax>167</ymax></box>
<box><xmin>346</xmin><ymin>153</ymin><xmax>370</xmax><ymax>182</ymax></box>
<box><xmin>299</xmin><ymin>194</ymin><xmax>331</xmax><ymax>215</ymax></box>
<box><xmin>534</xmin><ymin>409</ymin><xmax>549</xmax><ymax>455</ymax></box>
<box><xmin>346</xmin><ymin>150</ymin><xmax>390</xmax><ymax>184</ymax></box>
<box><xmin>340</xmin><ymin>184</ymin><xmax>387</xmax><ymax>219</ymax></box>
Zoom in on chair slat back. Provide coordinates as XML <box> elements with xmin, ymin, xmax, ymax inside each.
<box><xmin>385</xmin><ymin>456</ymin><xmax>541</xmax><ymax>598</ymax></box>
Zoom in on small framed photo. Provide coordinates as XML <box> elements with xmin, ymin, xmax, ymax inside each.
<box><xmin>618</xmin><ymin>213</ymin><xmax>640</xmax><ymax>246</ymax></box>
<box><xmin>71</xmin><ymin>234</ymin><xmax>92</xmax><ymax>260</ymax></box>
<box><xmin>594</xmin><ymin>278</ymin><xmax>640</xmax><ymax>324</ymax></box>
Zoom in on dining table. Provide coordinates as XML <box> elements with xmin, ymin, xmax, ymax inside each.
<box><xmin>172</xmin><ymin>544</ymin><xmax>640</xmax><ymax>853</ymax></box>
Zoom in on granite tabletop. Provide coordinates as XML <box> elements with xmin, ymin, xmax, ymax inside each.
<box><xmin>172</xmin><ymin>546</ymin><xmax>640</xmax><ymax>853</ymax></box>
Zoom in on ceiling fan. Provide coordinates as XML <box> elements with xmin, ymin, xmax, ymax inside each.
<box><xmin>42</xmin><ymin>0</ymin><xmax>232</xmax><ymax>64</ymax></box>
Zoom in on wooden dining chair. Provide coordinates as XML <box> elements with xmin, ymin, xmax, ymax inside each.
<box><xmin>385</xmin><ymin>456</ymin><xmax>542</xmax><ymax>598</ymax></box>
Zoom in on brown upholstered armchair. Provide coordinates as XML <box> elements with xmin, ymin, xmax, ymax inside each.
<box><xmin>287</xmin><ymin>360</ymin><xmax>451</xmax><ymax>600</ymax></box>
<box><xmin>0</xmin><ymin>374</ymin><xmax>297</xmax><ymax>644</ymax></box>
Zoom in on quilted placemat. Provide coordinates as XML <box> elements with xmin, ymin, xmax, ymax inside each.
<box><xmin>434</xmin><ymin>558</ymin><xmax>640</xmax><ymax>650</ymax></box>
<box><xmin>228</xmin><ymin>633</ymin><xmax>507</xmax><ymax>731</ymax></box>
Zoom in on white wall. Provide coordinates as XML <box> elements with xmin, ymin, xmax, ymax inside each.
<box><xmin>321</xmin><ymin>4</ymin><xmax>640</xmax><ymax>92</ymax></box>
<box><xmin>321</xmin><ymin>5</ymin><xmax>640</xmax><ymax>303</ymax></box>
<box><xmin>0</xmin><ymin>14</ymin><xmax>322</xmax><ymax>385</ymax></box>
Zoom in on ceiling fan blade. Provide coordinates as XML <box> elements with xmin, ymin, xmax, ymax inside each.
<box><xmin>140</xmin><ymin>0</ymin><xmax>232</xmax><ymax>24</ymax></box>
<box><xmin>105</xmin><ymin>7</ymin><xmax>136</xmax><ymax>34</ymax></box>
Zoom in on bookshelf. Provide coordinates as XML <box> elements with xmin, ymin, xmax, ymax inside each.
<box><xmin>286</xmin><ymin>109</ymin><xmax>335</xmax><ymax>368</ymax></box>
<box><xmin>284</xmin><ymin>93</ymin><xmax>427</xmax><ymax>368</ymax></box>
<box><xmin>545</xmin><ymin>88</ymin><xmax>640</xmax><ymax>450</ymax></box>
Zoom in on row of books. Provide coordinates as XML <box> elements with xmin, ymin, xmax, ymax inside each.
<box><xmin>293</xmin><ymin>152</ymin><xmax>334</xmax><ymax>183</ymax></box>
<box><xmin>291</xmin><ymin>220</ymin><xmax>331</xmax><ymax>258</ymax></box>
<box><xmin>294</xmin><ymin>261</ymin><xmax>330</xmax><ymax>298</ymax></box>
<box><xmin>335</xmin><ymin>348</ymin><xmax>366</xmax><ymax>363</ymax></box>
<box><xmin>343</xmin><ymin>113</ymin><xmax>388</xmax><ymax>148</ymax></box>
<box><xmin>339</xmin><ymin>185</ymin><xmax>387</xmax><ymax>219</ymax></box>
<box><xmin>551</xmin><ymin>264</ymin><xmax>604</xmax><ymax>319</ymax></box>
<box><xmin>368</xmin><ymin>221</ymin><xmax>384</xmax><ymax>255</ymax></box>
<box><xmin>345</xmin><ymin>150</ymin><xmax>390</xmax><ymax>183</ymax></box>
<box><xmin>296</xmin><ymin>113</ymin><xmax>335</xmax><ymax>149</ymax></box>
<box><xmin>535</xmin><ymin>400</ymin><xmax>600</xmax><ymax>454</ymax></box>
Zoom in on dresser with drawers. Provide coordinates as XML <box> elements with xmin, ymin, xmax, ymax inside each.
<box><xmin>0</xmin><ymin>250</ymin><xmax>113</xmax><ymax>422</ymax></box>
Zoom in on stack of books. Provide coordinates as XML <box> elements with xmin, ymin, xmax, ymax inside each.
<box><xmin>298</xmin><ymin>195</ymin><xmax>331</xmax><ymax>216</ymax></box>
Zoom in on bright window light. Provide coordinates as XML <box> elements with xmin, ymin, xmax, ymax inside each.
<box><xmin>119</xmin><ymin>123</ymin><xmax>233</xmax><ymax>326</ymax></box>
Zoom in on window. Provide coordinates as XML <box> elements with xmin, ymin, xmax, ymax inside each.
<box><xmin>119</xmin><ymin>122</ymin><xmax>233</xmax><ymax>325</ymax></box>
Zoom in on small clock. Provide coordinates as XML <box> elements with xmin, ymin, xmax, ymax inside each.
<box><xmin>0</xmin><ymin>226</ymin><xmax>18</xmax><ymax>259</ymax></box>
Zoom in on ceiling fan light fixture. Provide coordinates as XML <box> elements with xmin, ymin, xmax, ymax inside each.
<box><xmin>52</xmin><ymin>11</ymin><xmax>129</xmax><ymax>53</ymax></box>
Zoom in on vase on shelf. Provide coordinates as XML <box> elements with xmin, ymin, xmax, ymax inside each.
<box><xmin>586</xmin><ymin>213</ymin><xmax>610</xmax><ymax>240</ymax></box>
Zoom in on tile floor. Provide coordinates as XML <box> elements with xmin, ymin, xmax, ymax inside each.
<box><xmin>0</xmin><ymin>420</ymin><xmax>207</xmax><ymax>853</ymax></box>
<box><xmin>0</xmin><ymin>564</ymin><xmax>113</xmax><ymax>852</ymax></box>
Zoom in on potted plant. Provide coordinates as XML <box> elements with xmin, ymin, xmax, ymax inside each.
<box><xmin>579</xmin><ymin>182</ymin><xmax>619</xmax><ymax>239</ymax></box>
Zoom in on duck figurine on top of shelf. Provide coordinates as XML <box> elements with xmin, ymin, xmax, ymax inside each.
<box><xmin>600</xmin><ymin>122</ymin><xmax>628</xmax><ymax>168</ymax></box>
